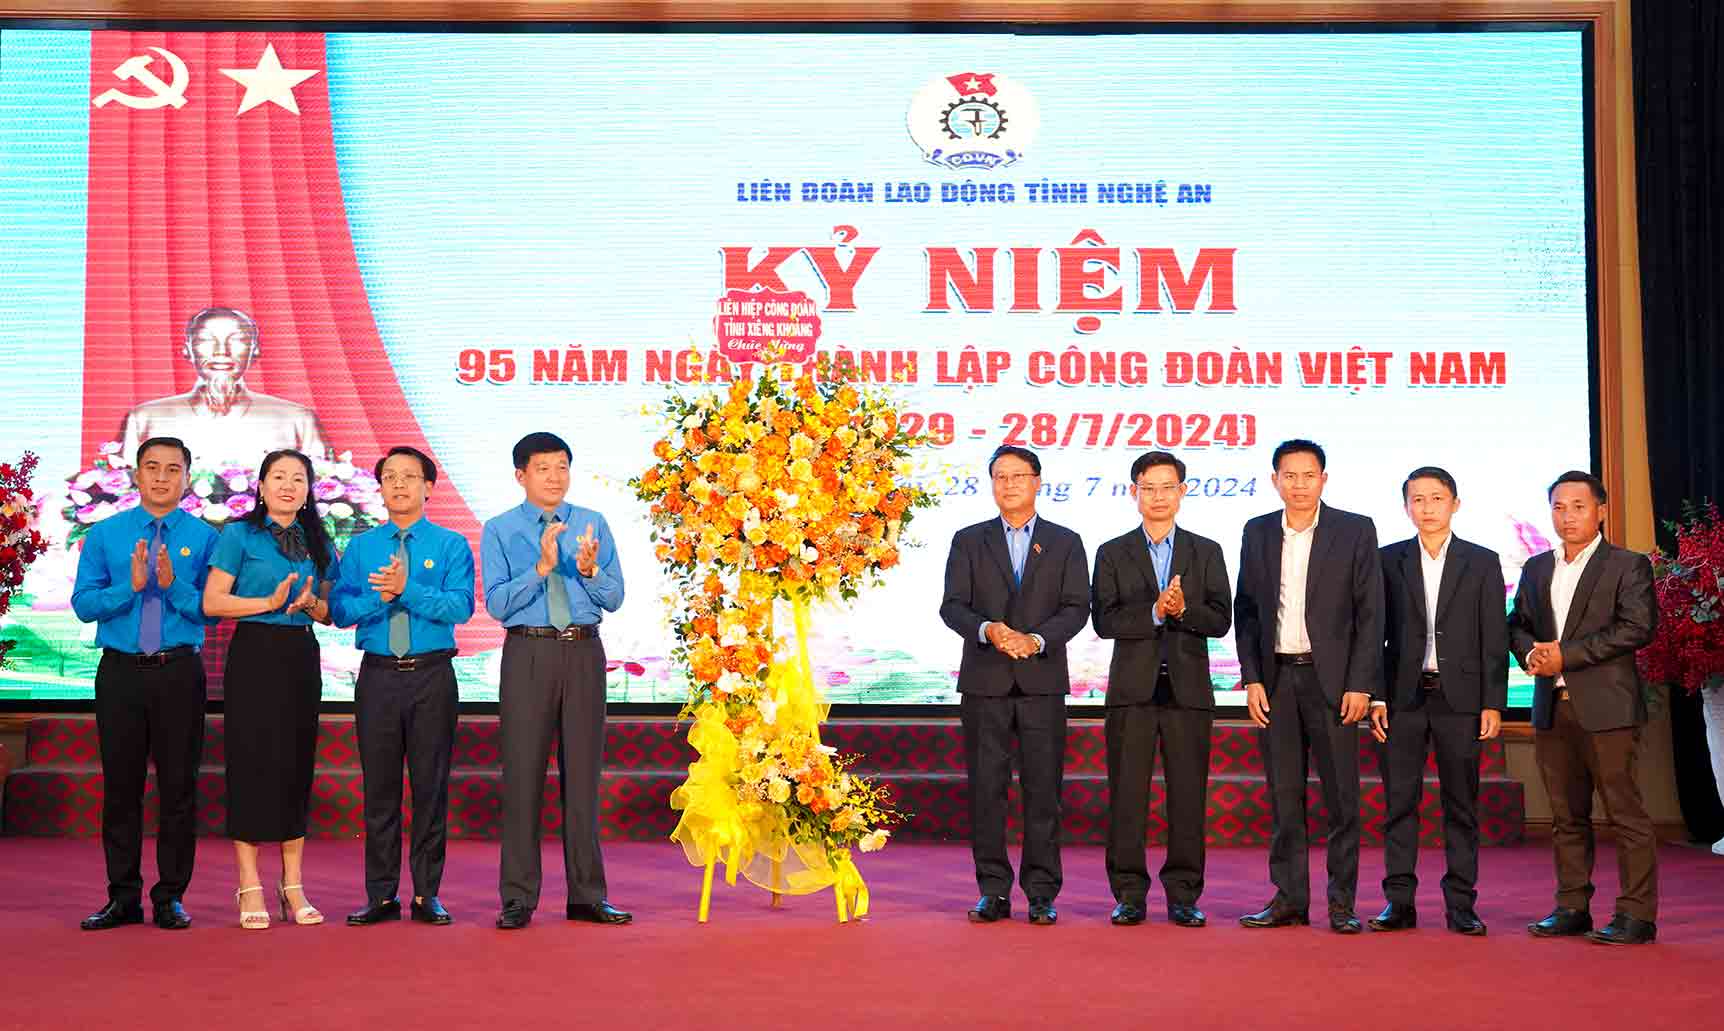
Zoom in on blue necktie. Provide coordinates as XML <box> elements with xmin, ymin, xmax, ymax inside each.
<box><xmin>1011</xmin><ymin>528</ymin><xmax>1025</xmax><ymax>587</ymax></box>
<box><xmin>388</xmin><ymin>529</ymin><xmax>412</xmax><ymax>657</ymax></box>
<box><xmin>542</xmin><ymin>513</ymin><xmax>572</xmax><ymax>629</ymax></box>
<box><xmin>137</xmin><ymin>520</ymin><xmax>164</xmax><ymax>655</ymax></box>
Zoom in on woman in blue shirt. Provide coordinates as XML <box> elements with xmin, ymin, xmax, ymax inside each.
<box><xmin>203</xmin><ymin>449</ymin><xmax>337</xmax><ymax>929</ymax></box>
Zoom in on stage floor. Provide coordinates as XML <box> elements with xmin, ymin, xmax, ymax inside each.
<box><xmin>2</xmin><ymin>840</ymin><xmax>1720</xmax><ymax>1029</ymax></box>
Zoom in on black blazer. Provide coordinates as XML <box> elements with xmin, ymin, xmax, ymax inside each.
<box><xmin>1091</xmin><ymin>525</ymin><xmax>1231</xmax><ymax>710</ymax></box>
<box><xmin>939</xmin><ymin>515</ymin><xmax>1090</xmax><ymax>697</ymax></box>
<box><xmin>1234</xmin><ymin>504</ymin><xmax>1383</xmax><ymax>704</ymax></box>
<box><xmin>1508</xmin><ymin>539</ymin><xmax>1657</xmax><ymax>732</ymax></box>
<box><xmin>1380</xmin><ymin>535</ymin><xmax>1509</xmax><ymax>713</ymax></box>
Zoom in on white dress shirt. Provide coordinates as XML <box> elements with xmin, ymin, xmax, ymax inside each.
<box><xmin>1420</xmin><ymin>534</ymin><xmax>1452</xmax><ymax>672</ymax></box>
<box><xmin>1549</xmin><ymin>533</ymin><xmax>1603</xmax><ymax>687</ymax></box>
<box><xmin>1275</xmin><ymin>505</ymin><xmax>1320</xmax><ymax>654</ymax></box>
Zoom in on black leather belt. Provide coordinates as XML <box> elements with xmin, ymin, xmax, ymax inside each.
<box><xmin>1274</xmin><ymin>652</ymin><xmax>1314</xmax><ymax>666</ymax></box>
<box><xmin>509</xmin><ymin>624</ymin><xmax>600</xmax><ymax>642</ymax></box>
<box><xmin>105</xmin><ymin>645</ymin><xmax>197</xmax><ymax>668</ymax></box>
<box><xmin>362</xmin><ymin>649</ymin><xmax>456</xmax><ymax>673</ymax></box>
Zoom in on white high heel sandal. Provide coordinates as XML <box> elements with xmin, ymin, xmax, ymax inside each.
<box><xmin>236</xmin><ymin>885</ymin><xmax>270</xmax><ymax>930</ymax></box>
<box><xmin>278</xmin><ymin>882</ymin><xmax>323</xmax><ymax>925</ymax></box>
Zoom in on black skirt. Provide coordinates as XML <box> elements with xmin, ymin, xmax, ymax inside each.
<box><xmin>223</xmin><ymin>622</ymin><xmax>321</xmax><ymax>842</ymax></box>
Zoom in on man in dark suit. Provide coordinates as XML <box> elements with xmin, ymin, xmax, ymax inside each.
<box><xmin>940</xmin><ymin>445</ymin><xmax>1090</xmax><ymax>926</ymax></box>
<box><xmin>1234</xmin><ymin>439</ymin><xmax>1382</xmax><ymax>933</ymax></box>
<box><xmin>1093</xmin><ymin>451</ymin><xmax>1231</xmax><ymax>929</ymax></box>
<box><xmin>1366</xmin><ymin>467</ymin><xmax>1507</xmax><ymax>936</ymax></box>
<box><xmin>1509</xmin><ymin>470</ymin><xmax>1658</xmax><ymax>945</ymax></box>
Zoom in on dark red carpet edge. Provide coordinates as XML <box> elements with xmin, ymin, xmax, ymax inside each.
<box><xmin>2</xmin><ymin>840</ymin><xmax>1720</xmax><ymax>1030</ymax></box>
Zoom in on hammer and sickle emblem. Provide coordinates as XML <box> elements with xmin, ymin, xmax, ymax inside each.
<box><xmin>92</xmin><ymin>47</ymin><xmax>190</xmax><ymax>110</ymax></box>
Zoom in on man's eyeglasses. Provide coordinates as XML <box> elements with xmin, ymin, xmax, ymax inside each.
<box><xmin>380</xmin><ymin>472</ymin><xmax>425</xmax><ymax>486</ymax></box>
<box><xmin>992</xmin><ymin>472</ymin><xmax>1038</xmax><ymax>486</ymax></box>
<box><xmin>1135</xmin><ymin>481</ymin><xmax>1184</xmax><ymax>497</ymax></box>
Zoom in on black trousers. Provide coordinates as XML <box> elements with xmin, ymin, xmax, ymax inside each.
<box><xmin>960</xmin><ymin>689</ymin><xmax>1066</xmax><ymax>899</ymax></box>
<box><xmin>498</xmin><ymin>634</ymin><xmax>609</xmax><ymax>911</ymax></box>
<box><xmin>355</xmin><ymin>653</ymin><xmax>458</xmax><ymax>903</ymax></box>
<box><xmin>1105</xmin><ymin>676</ymin><xmax>1213</xmax><ymax>907</ymax></box>
<box><xmin>1262</xmin><ymin>663</ymin><xmax>1361</xmax><ymax>912</ymax></box>
<box><xmin>93</xmin><ymin>649</ymin><xmax>206</xmax><ymax>908</ymax></box>
<box><xmin>1380</xmin><ymin>687</ymin><xmax>1482</xmax><ymax>913</ymax></box>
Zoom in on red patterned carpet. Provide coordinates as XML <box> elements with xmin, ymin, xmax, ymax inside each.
<box><xmin>1</xmin><ymin>838</ymin><xmax>1719</xmax><ymax>1030</ymax></box>
<box><xmin>3</xmin><ymin>716</ymin><xmax>1525</xmax><ymax>846</ymax></box>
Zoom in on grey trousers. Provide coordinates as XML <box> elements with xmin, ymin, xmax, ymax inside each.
<box><xmin>498</xmin><ymin>633</ymin><xmax>609</xmax><ymax>910</ymax></box>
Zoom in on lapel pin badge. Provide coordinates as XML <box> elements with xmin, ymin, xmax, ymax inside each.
<box><xmin>1032</xmin><ymin>542</ymin><xmax>1042</xmax><ymax>555</ymax></box>
<box><xmin>424</xmin><ymin>558</ymin><xmax>435</xmax><ymax>569</ymax></box>
<box><xmin>179</xmin><ymin>546</ymin><xmax>191</xmax><ymax>557</ymax></box>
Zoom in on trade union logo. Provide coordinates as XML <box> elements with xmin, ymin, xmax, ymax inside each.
<box><xmin>908</xmin><ymin>71</ymin><xmax>1039</xmax><ymax>171</ymax></box>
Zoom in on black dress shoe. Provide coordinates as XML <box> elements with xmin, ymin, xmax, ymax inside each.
<box><xmin>347</xmin><ymin>897</ymin><xmax>402</xmax><ymax>926</ymax></box>
<box><xmin>1586</xmin><ymin>913</ymin><xmax>1656</xmax><ymax>945</ymax></box>
<box><xmin>1240</xmin><ymin>901</ymin><xmax>1309</xmax><ymax>928</ymax></box>
<box><xmin>81</xmin><ymin>900</ymin><xmax>144</xmax><ymax>931</ymax></box>
<box><xmin>1368</xmin><ymin>903</ymin><xmax>1417</xmax><ymax>931</ymax></box>
<box><xmin>1168</xmin><ymin>903</ymin><xmax>1207</xmax><ymax>928</ymax></box>
<box><xmin>1027</xmin><ymin>897</ymin><xmax>1057</xmax><ymax>925</ymax></box>
<box><xmin>152</xmin><ymin>900</ymin><xmax>192</xmax><ymax>930</ymax></box>
<box><xmin>1446</xmin><ymin>910</ymin><xmax>1487</xmax><ymax>936</ymax></box>
<box><xmin>1329</xmin><ymin>908</ymin><xmax>1364</xmax><ymax>935</ymax></box>
<box><xmin>411</xmin><ymin>897</ymin><xmax>452</xmax><ymax>925</ymax></box>
<box><xmin>566</xmin><ymin>900</ymin><xmax>632</xmax><ymax>925</ymax></box>
<box><xmin>968</xmin><ymin>895</ymin><xmax>1011</xmax><ymax>923</ymax></box>
<box><xmin>1527</xmin><ymin>907</ymin><xmax>1592</xmax><ymax>937</ymax></box>
<box><xmin>495</xmin><ymin>901</ymin><xmax>532</xmax><ymax>930</ymax></box>
<box><xmin>1110</xmin><ymin>902</ymin><xmax>1146</xmax><ymax>926</ymax></box>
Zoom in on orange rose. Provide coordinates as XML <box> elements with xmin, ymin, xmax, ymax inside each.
<box><xmin>686</xmin><ymin>427</ymin><xmax>707</xmax><ymax>449</ymax></box>
<box><xmin>796</xmin><ymin>783</ymin><xmax>817</xmax><ymax>805</ymax></box>
<box><xmin>877</xmin><ymin>547</ymin><xmax>900</xmax><ymax>570</ymax></box>
<box><xmin>652</xmin><ymin>439</ymin><xmax>672</xmax><ymax>460</ymax></box>
<box><xmin>703</xmin><ymin>572</ymin><xmax>724</xmax><ymax>597</ymax></box>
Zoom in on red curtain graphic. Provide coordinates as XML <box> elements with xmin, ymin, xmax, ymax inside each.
<box><xmin>81</xmin><ymin>31</ymin><xmax>502</xmax><ymax>664</ymax></box>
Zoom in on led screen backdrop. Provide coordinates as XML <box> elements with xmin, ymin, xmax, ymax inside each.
<box><xmin>0</xmin><ymin>26</ymin><xmax>1592</xmax><ymax>705</ymax></box>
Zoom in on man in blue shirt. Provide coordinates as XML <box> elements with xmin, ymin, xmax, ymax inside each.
<box><xmin>70</xmin><ymin>436</ymin><xmax>218</xmax><ymax>931</ymax></box>
<box><xmin>939</xmin><ymin>445</ymin><xmax>1091</xmax><ymax>927</ymax></box>
<box><xmin>482</xmin><ymin>432</ymin><xmax>629</xmax><ymax>930</ymax></box>
<box><xmin>330</xmin><ymin>446</ymin><xmax>475</xmax><ymax>928</ymax></box>
<box><xmin>1091</xmin><ymin>451</ymin><xmax>1232</xmax><ymax>929</ymax></box>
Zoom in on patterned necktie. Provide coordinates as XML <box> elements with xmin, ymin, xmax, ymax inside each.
<box><xmin>137</xmin><ymin>520</ymin><xmax>164</xmax><ymax>655</ymax></box>
<box><xmin>542</xmin><ymin>513</ymin><xmax>572</xmax><ymax>630</ymax></box>
<box><xmin>388</xmin><ymin>529</ymin><xmax>412</xmax><ymax>657</ymax></box>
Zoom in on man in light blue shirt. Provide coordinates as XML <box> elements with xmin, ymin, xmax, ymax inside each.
<box><xmin>330</xmin><ymin>446</ymin><xmax>474</xmax><ymax>928</ymax></box>
<box><xmin>70</xmin><ymin>436</ymin><xmax>218</xmax><ymax>931</ymax></box>
<box><xmin>481</xmin><ymin>432</ymin><xmax>629</xmax><ymax>930</ymax></box>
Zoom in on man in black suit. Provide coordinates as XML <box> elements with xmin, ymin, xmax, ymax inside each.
<box><xmin>1366</xmin><ymin>467</ymin><xmax>1506</xmax><ymax>936</ymax></box>
<box><xmin>1235</xmin><ymin>439</ymin><xmax>1382</xmax><ymax>933</ymax></box>
<box><xmin>1510</xmin><ymin>470</ymin><xmax>1659</xmax><ymax>945</ymax></box>
<box><xmin>1093</xmin><ymin>451</ymin><xmax>1231</xmax><ymax>928</ymax></box>
<box><xmin>940</xmin><ymin>445</ymin><xmax>1090</xmax><ymax>926</ymax></box>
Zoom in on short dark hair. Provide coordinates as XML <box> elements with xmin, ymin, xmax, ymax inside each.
<box><xmin>1271</xmin><ymin>439</ymin><xmax>1326</xmax><ymax>472</ymax></box>
<box><xmin>1402</xmin><ymin>466</ymin><xmax>1458</xmax><ymax>500</ymax></box>
<box><xmin>136</xmin><ymin>436</ymin><xmax>192</xmax><ymax>468</ymax></box>
<box><xmin>374</xmin><ymin>446</ymin><xmax>437</xmax><ymax>484</ymax></box>
<box><xmin>1130</xmin><ymin>450</ymin><xmax>1186</xmax><ymax>483</ymax></box>
<box><xmin>513</xmin><ymin>432</ymin><xmax>572</xmax><ymax>470</ymax></box>
<box><xmin>987</xmin><ymin>444</ymin><xmax>1041</xmax><ymax>478</ymax></box>
<box><xmin>1548</xmin><ymin>470</ymin><xmax>1607</xmax><ymax>504</ymax></box>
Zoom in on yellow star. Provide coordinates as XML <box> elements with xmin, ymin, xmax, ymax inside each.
<box><xmin>220</xmin><ymin>43</ymin><xmax>319</xmax><ymax>115</ymax></box>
